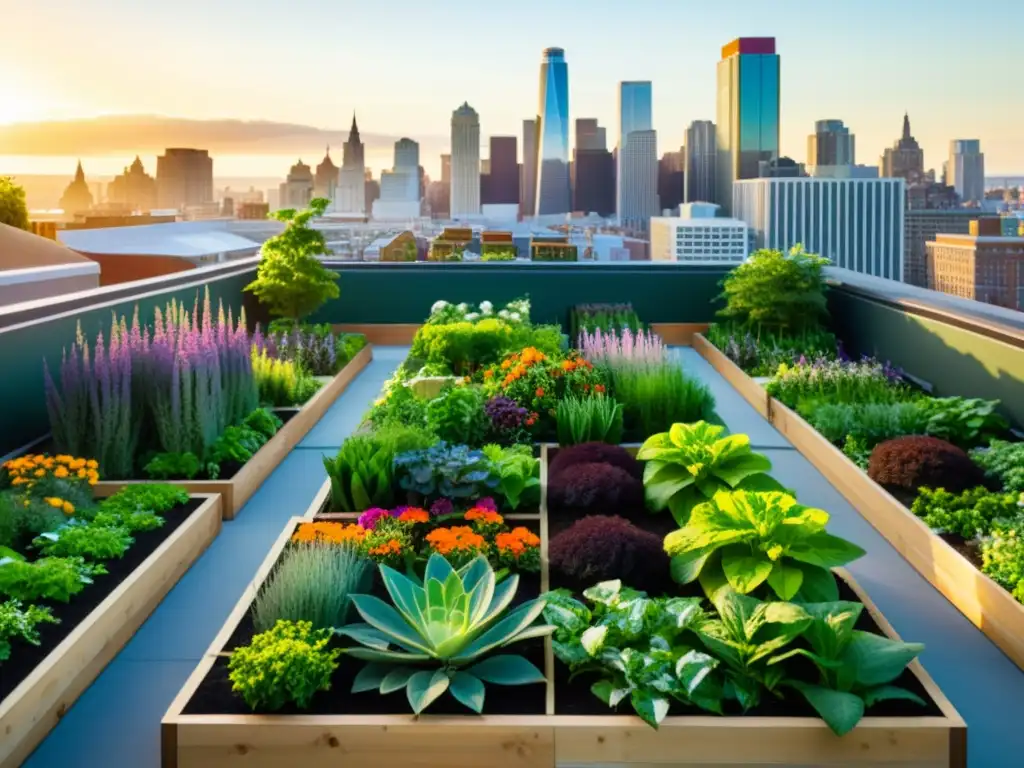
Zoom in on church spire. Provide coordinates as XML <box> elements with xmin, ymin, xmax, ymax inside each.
<box><xmin>349</xmin><ymin>112</ymin><xmax>360</xmax><ymax>142</ymax></box>
<box><xmin>902</xmin><ymin>112</ymin><xmax>911</xmax><ymax>141</ymax></box>
<box><xmin>74</xmin><ymin>160</ymin><xmax>85</xmax><ymax>182</ymax></box>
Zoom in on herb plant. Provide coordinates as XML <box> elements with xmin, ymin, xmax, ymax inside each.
<box><xmin>0</xmin><ymin>599</ymin><xmax>58</xmax><ymax>661</ymax></box>
<box><xmin>982</xmin><ymin>518</ymin><xmax>1024</xmax><ymax>601</ymax></box>
<box><xmin>556</xmin><ymin>394</ymin><xmax>624</xmax><ymax>446</ymax></box>
<box><xmin>100</xmin><ymin>484</ymin><xmax>189</xmax><ymax>516</ymax></box>
<box><xmin>394</xmin><ymin>442</ymin><xmax>498</xmax><ymax>501</ymax></box>
<box><xmin>339</xmin><ymin>554</ymin><xmax>553</xmax><ymax>714</ymax></box>
<box><xmin>481</xmin><ymin>444</ymin><xmax>540</xmax><ymax>510</ymax></box>
<box><xmin>208</xmin><ymin>425</ymin><xmax>267</xmax><ymax>470</ymax></box>
<box><xmin>919</xmin><ymin>397</ymin><xmax>1008</xmax><ymax>448</ymax></box>
<box><xmin>606</xmin><ymin>362</ymin><xmax>715</xmax><ymax>439</ymax></box>
<box><xmin>143</xmin><ymin>451</ymin><xmax>201</xmax><ymax>480</ymax></box>
<box><xmin>323</xmin><ymin>435</ymin><xmax>395</xmax><ymax>512</ymax></box>
<box><xmin>0</xmin><ymin>494</ymin><xmax>66</xmax><ymax>553</ymax></box>
<box><xmin>638</xmin><ymin>422</ymin><xmax>786</xmax><ymax>525</ymax></box>
<box><xmin>427</xmin><ymin>385</ymin><xmax>488</xmax><ymax>446</ymax></box>
<box><xmin>0</xmin><ymin>556</ymin><xmax>106</xmax><ymax>602</ymax></box>
<box><xmin>910</xmin><ymin>487</ymin><xmax>1019</xmax><ymax>539</ymax></box>
<box><xmin>34</xmin><ymin>523</ymin><xmax>133</xmax><ymax>560</ymax></box>
<box><xmin>243</xmin><ymin>407</ymin><xmax>284</xmax><ymax>440</ymax></box>
<box><xmin>972</xmin><ymin>440</ymin><xmax>1024</xmax><ymax>493</ymax></box>
<box><xmin>802</xmin><ymin>402</ymin><xmax>929</xmax><ymax>448</ymax></box>
<box><xmin>766</xmin><ymin>358</ymin><xmax>908</xmax><ymax>410</ymax></box>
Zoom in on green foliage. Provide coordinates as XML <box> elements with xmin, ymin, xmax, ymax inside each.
<box><xmin>0</xmin><ymin>493</ymin><xmax>66</xmax><ymax>553</ymax></box>
<box><xmin>766</xmin><ymin>358</ymin><xmax>909</xmax><ymax>410</ymax></box>
<box><xmin>842</xmin><ymin>435</ymin><xmax>872</xmax><ymax>470</ymax></box>
<box><xmin>910</xmin><ymin>486</ymin><xmax>1019</xmax><ymax>539</ymax></box>
<box><xmin>481</xmin><ymin>248</ymin><xmax>517</xmax><ymax>261</ymax></box>
<box><xmin>393</xmin><ymin>442</ymin><xmax>498</xmax><ymax>501</ymax></box>
<box><xmin>0</xmin><ymin>177</ymin><xmax>30</xmax><ymax>230</ymax></box>
<box><xmin>323</xmin><ymin>427</ymin><xmax>436</xmax><ymax>512</ymax></box>
<box><xmin>664</xmin><ymin>491</ymin><xmax>865</xmax><ymax>601</ymax></box>
<box><xmin>252</xmin><ymin>349</ymin><xmax>321</xmax><ymax>407</ymax></box>
<box><xmin>244</xmin><ymin>198</ymin><xmax>340</xmax><ymax>321</ymax></box>
<box><xmin>34</xmin><ymin>522</ymin><xmax>133</xmax><ymax>560</ymax></box>
<box><xmin>638</xmin><ymin>422</ymin><xmax>786</xmax><ymax>525</ymax></box>
<box><xmin>229</xmin><ymin>619</ymin><xmax>341</xmax><ymax>711</ymax></box>
<box><xmin>716</xmin><ymin>245</ymin><xmax>830</xmax><ymax>334</ymax></box>
<box><xmin>801</xmin><ymin>402</ymin><xmax>930</xmax><ymax>448</ymax></box>
<box><xmin>532</xmin><ymin>244</ymin><xmax>577</xmax><ymax>261</ymax></box>
<box><xmin>705</xmin><ymin>323</ymin><xmax>838</xmax><ymax>377</ymax></box>
<box><xmin>208</xmin><ymin>425</ymin><xmax>267</xmax><ymax>469</ymax></box>
<box><xmin>337</xmin><ymin>333</ymin><xmax>367</xmax><ymax>364</ymax></box>
<box><xmin>607</xmin><ymin>362</ymin><xmax>715</xmax><ymax>438</ymax></box>
<box><xmin>365</xmin><ymin>380</ymin><xmax>431</xmax><ymax>429</ymax></box>
<box><xmin>410</xmin><ymin>319</ymin><xmax>514</xmax><ymax>376</ymax></box>
<box><xmin>982</xmin><ymin>518</ymin><xmax>1024</xmax><ymax>602</ymax></box>
<box><xmin>0</xmin><ymin>599</ymin><xmax>58</xmax><ymax>661</ymax></box>
<box><xmin>782</xmin><ymin>601</ymin><xmax>925</xmax><ymax>736</ymax></box>
<box><xmin>100</xmin><ymin>483</ymin><xmax>188</xmax><ymax>517</ymax></box>
<box><xmin>252</xmin><ymin>541</ymin><xmax>373</xmax><ymax>633</ymax></box>
<box><xmin>543</xmin><ymin>581</ymin><xmax>720</xmax><ymax>727</ymax></box>
<box><xmin>571</xmin><ymin>304</ymin><xmax>643</xmax><ymax>338</ymax></box>
<box><xmin>481</xmin><ymin>444</ymin><xmax>540</xmax><ymax>510</ymax></box>
<box><xmin>918</xmin><ymin>397</ymin><xmax>1008</xmax><ymax>448</ymax></box>
<box><xmin>144</xmin><ymin>452</ymin><xmax>201</xmax><ymax>480</ymax></box>
<box><xmin>556</xmin><ymin>395</ymin><xmax>624</xmax><ymax>446</ymax></box>
<box><xmin>971</xmin><ymin>440</ymin><xmax>1024</xmax><ymax>494</ymax></box>
<box><xmin>427</xmin><ymin>385</ymin><xmax>488</xmax><ymax>446</ymax></box>
<box><xmin>243</xmin><ymin>408</ymin><xmax>283</xmax><ymax>440</ymax></box>
<box><xmin>0</xmin><ymin>556</ymin><xmax>106</xmax><ymax>602</ymax></box>
<box><xmin>338</xmin><ymin>554</ymin><xmax>553</xmax><ymax>714</ymax></box>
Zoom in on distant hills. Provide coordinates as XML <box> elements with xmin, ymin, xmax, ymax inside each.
<box><xmin>0</xmin><ymin>115</ymin><xmax>446</xmax><ymax>156</ymax></box>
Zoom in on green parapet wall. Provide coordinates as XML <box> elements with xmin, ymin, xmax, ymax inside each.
<box><xmin>0</xmin><ymin>267</ymin><xmax>256</xmax><ymax>458</ymax></box>
<box><xmin>306</xmin><ymin>262</ymin><xmax>730</xmax><ymax>327</ymax></box>
<box><xmin>829</xmin><ymin>288</ymin><xmax>1024</xmax><ymax>428</ymax></box>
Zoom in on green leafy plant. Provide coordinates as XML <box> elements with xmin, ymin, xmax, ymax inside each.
<box><xmin>208</xmin><ymin>425</ymin><xmax>267</xmax><ymax>469</ymax></box>
<box><xmin>252</xmin><ymin>541</ymin><xmax>373</xmax><ymax>633</ymax></box>
<box><xmin>100</xmin><ymin>484</ymin><xmax>189</xmax><ymax>517</ymax></box>
<box><xmin>243</xmin><ymin>408</ymin><xmax>284</xmax><ymax>440</ymax></box>
<box><xmin>664</xmin><ymin>490</ymin><xmax>866</xmax><ymax>600</ymax></box>
<box><xmin>0</xmin><ymin>493</ymin><xmax>66</xmax><ymax>553</ymax></box>
<box><xmin>411</xmin><ymin>319</ymin><xmax>514</xmax><ymax>376</ymax></box>
<box><xmin>427</xmin><ymin>385</ymin><xmax>488</xmax><ymax>446</ymax></box>
<box><xmin>842</xmin><ymin>435</ymin><xmax>872</xmax><ymax>470</ymax></box>
<box><xmin>252</xmin><ymin>349</ymin><xmax>321</xmax><ymax>407</ymax></box>
<box><xmin>393</xmin><ymin>442</ymin><xmax>498</xmax><ymax>502</ymax></box>
<box><xmin>972</xmin><ymin>440</ymin><xmax>1024</xmax><ymax>494</ymax></box>
<box><xmin>919</xmin><ymin>397</ymin><xmax>1008</xmax><ymax>448</ymax></box>
<box><xmin>982</xmin><ymin>518</ymin><xmax>1024</xmax><ymax>601</ymax></box>
<box><xmin>556</xmin><ymin>395</ymin><xmax>624</xmax><ymax>446</ymax></box>
<box><xmin>910</xmin><ymin>486</ymin><xmax>1019</xmax><ymax>539</ymax></box>
<box><xmin>0</xmin><ymin>599</ymin><xmax>58</xmax><ymax>661</ymax></box>
<box><xmin>0</xmin><ymin>176</ymin><xmax>30</xmax><ymax>230</ymax></box>
<box><xmin>481</xmin><ymin>444</ymin><xmax>540</xmax><ymax>510</ymax></box>
<box><xmin>244</xmin><ymin>198</ymin><xmax>340</xmax><ymax>322</ymax></box>
<box><xmin>543</xmin><ymin>581</ymin><xmax>720</xmax><ymax>727</ymax></box>
<box><xmin>802</xmin><ymin>402</ymin><xmax>929</xmax><ymax>448</ymax></box>
<box><xmin>229</xmin><ymin>619</ymin><xmax>341</xmax><ymax>711</ymax></box>
<box><xmin>607</xmin><ymin>362</ymin><xmax>715</xmax><ymax>439</ymax></box>
<box><xmin>338</xmin><ymin>554</ymin><xmax>553</xmax><ymax>714</ymax></box>
<box><xmin>780</xmin><ymin>601</ymin><xmax>925</xmax><ymax>736</ymax></box>
<box><xmin>0</xmin><ymin>556</ymin><xmax>106</xmax><ymax>602</ymax></box>
<box><xmin>33</xmin><ymin>523</ymin><xmax>133</xmax><ymax>560</ymax></box>
<box><xmin>143</xmin><ymin>451</ymin><xmax>201</xmax><ymax>480</ymax></box>
<box><xmin>705</xmin><ymin>323</ymin><xmax>838</xmax><ymax>377</ymax></box>
<box><xmin>324</xmin><ymin>436</ymin><xmax>393</xmax><ymax>512</ymax></box>
<box><xmin>638</xmin><ymin>422</ymin><xmax>786</xmax><ymax>525</ymax></box>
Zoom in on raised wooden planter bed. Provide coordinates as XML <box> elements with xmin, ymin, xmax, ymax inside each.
<box><xmin>94</xmin><ymin>345</ymin><xmax>373</xmax><ymax>520</ymax></box>
<box><xmin>162</xmin><ymin>446</ymin><xmax>964</xmax><ymax>767</ymax></box>
<box><xmin>692</xmin><ymin>332</ymin><xmax>771</xmax><ymax>419</ymax></box>
<box><xmin>0</xmin><ymin>493</ymin><xmax>222</xmax><ymax>768</ymax></box>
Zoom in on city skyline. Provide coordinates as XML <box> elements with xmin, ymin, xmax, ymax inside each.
<box><xmin>0</xmin><ymin>0</ymin><xmax>1020</xmax><ymax>178</ymax></box>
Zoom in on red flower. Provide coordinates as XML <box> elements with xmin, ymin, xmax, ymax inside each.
<box><xmin>535</xmin><ymin>387</ymin><xmax>545</xmax><ymax>397</ymax></box>
<box><xmin>594</xmin><ymin>384</ymin><xmax>606</xmax><ymax>394</ymax></box>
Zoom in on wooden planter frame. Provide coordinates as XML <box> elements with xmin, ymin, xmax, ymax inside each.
<box><xmin>693</xmin><ymin>331</ymin><xmax>1024</xmax><ymax>674</ymax></box>
<box><xmin>0</xmin><ymin>493</ymin><xmax>222</xmax><ymax>768</ymax></box>
<box><xmin>94</xmin><ymin>345</ymin><xmax>373</xmax><ymax>520</ymax></box>
<box><xmin>162</xmin><ymin>448</ymin><xmax>964</xmax><ymax>767</ymax></box>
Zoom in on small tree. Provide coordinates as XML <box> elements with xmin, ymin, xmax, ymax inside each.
<box><xmin>0</xmin><ymin>176</ymin><xmax>30</xmax><ymax>230</ymax></box>
<box><xmin>245</xmin><ymin>197</ymin><xmax>340</xmax><ymax>323</ymax></box>
<box><xmin>716</xmin><ymin>244</ymin><xmax>830</xmax><ymax>334</ymax></box>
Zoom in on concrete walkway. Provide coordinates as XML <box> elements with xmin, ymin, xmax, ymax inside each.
<box><xmin>23</xmin><ymin>346</ymin><xmax>407</xmax><ymax>768</ymax></box>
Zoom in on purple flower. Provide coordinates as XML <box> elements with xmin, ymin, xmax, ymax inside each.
<box><xmin>485</xmin><ymin>395</ymin><xmax>528</xmax><ymax>431</ymax></box>
<box><xmin>430</xmin><ymin>498</ymin><xmax>454</xmax><ymax>517</ymax></box>
<box><xmin>357</xmin><ymin>507</ymin><xmax>392</xmax><ymax>530</ymax></box>
<box><xmin>475</xmin><ymin>497</ymin><xmax>498</xmax><ymax>512</ymax></box>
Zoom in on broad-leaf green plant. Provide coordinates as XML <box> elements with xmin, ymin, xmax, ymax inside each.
<box><xmin>481</xmin><ymin>444</ymin><xmax>540</xmax><ymax>510</ymax></box>
<box><xmin>638</xmin><ymin>422</ymin><xmax>786</xmax><ymax>525</ymax></box>
<box><xmin>337</xmin><ymin>554</ymin><xmax>554</xmax><ymax>714</ymax></box>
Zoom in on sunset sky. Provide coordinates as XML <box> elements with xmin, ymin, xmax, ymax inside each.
<box><xmin>1</xmin><ymin>0</ymin><xmax>1020</xmax><ymax>177</ymax></box>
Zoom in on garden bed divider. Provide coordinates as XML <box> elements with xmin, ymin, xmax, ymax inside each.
<box><xmin>691</xmin><ymin>332</ymin><xmax>771</xmax><ymax>419</ymax></box>
<box><xmin>94</xmin><ymin>345</ymin><xmax>373</xmax><ymax>520</ymax></box>
<box><xmin>161</xmin><ymin>447</ymin><xmax>965</xmax><ymax>767</ymax></box>
<box><xmin>693</xmin><ymin>332</ymin><xmax>1024</xmax><ymax>674</ymax></box>
<box><xmin>0</xmin><ymin>493</ymin><xmax>223</xmax><ymax>768</ymax></box>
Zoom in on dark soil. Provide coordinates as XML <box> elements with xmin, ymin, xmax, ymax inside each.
<box><xmin>0</xmin><ymin>498</ymin><xmax>202</xmax><ymax>702</ymax></box>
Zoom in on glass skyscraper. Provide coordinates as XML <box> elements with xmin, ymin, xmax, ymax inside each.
<box><xmin>618</xmin><ymin>81</ymin><xmax>653</xmax><ymax>142</ymax></box>
<box><xmin>534</xmin><ymin>47</ymin><xmax>570</xmax><ymax>215</ymax></box>
<box><xmin>617</xmin><ymin>81</ymin><xmax>658</xmax><ymax>231</ymax></box>
<box><xmin>715</xmin><ymin>37</ymin><xmax>780</xmax><ymax>215</ymax></box>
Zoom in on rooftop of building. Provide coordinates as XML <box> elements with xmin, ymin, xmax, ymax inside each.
<box><xmin>0</xmin><ymin>223</ymin><xmax>95</xmax><ymax>269</ymax></box>
<box><xmin>57</xmin><ymin>220</ymin><xmax>262</xmax><ymax>258</ymax></box>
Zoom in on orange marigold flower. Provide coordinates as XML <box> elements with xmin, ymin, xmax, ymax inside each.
<box><xmin>425</xmin><ymin>526</ymin><xmax>486</xmax><ymax>555</ymax></box>
<box><xmin>398</xmin><ymin>507</ymin><xmax>430</xmax><ymax>524</ymax></box>
<box><xmin>535</xmin><ymin>387</ymin><xmax>545</xmax><ymax>397</ymax></box>
<box><xmin>464</xmin><ymin>508</ymin><xmax>504</xmax><ymax>525</ymax></box>
<box><xmin>501</xmin><ymin>360</ymin><xmax>512</xmax><ymax>370</ymax></box>
<box><xmin>496</xmin><ymin>527</ymin><xmax>540</xmax><ymax>557</ymax></box>
<box><xmin>484</xmin><ymin>369</ymin><xmax>494</xmax><ymax>378</ymax></box>
<box><xmin>369</xmin><ymin>539</ymin><xmax>404</xmax><ymax>556</ymax></box>
<box><xmin>594</xmin><ymin>384</ymin><xmax>606</xmax><ymax>394</ymax></box>
<box><xmin>292</xmin><ymin>522</ymin><xmax>366</xmax><ymax>545</ymax></box>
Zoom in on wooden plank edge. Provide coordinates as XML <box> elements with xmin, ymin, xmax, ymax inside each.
<box><xmin>539</xmin><ymin>444</ymin><xmax>554</xmax><ymax>717</ymax></box>
<box><xmin>302</xmin><ymin>479</ymin><xmax>332</xmax><ymax>519</ymax></box>
<box><xmin>333</xmin><ymin>324</ymin><xmax>421</xmax><ymax>346</ymax></box>
<box><xmin>649</xmin><ymin>322</ymin><xmax>708</xmax><ymax>346</ymax></box>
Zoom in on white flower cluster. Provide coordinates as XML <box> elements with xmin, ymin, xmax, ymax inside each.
<box><xmin>428</xmin><ymin>298</ymin><xmax>531</xmax><ymax>324</ymax></box>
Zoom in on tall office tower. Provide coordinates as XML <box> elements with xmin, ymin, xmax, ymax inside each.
<box><xmin>335</xmin><ymin>115</ymin><xmax>366</xmax><ymax>215</ymax></box>
<box><xmin>575</xmin><ymin>118</ymin><xmax>606</xmax><ymax>151</ymax></box>
<box><xmin>948</xmin><ymin>140</ymin><xmax>985</xmax><ymax>203</ymax></box>
<box><xmin>903</xmin><ymin>209</ymin><xmax>978</xmax><ymax>287</ymax></box>
<box><xmin>374</xmin><ymin>138</ymin><xmax>422</xmax><ymax>219</ymax></box>
<box><xmin>450</xmin><ymin>102</ymin><xmax>481</xmax><ymax>216</ymax></box>
<box><xmin>484</xmin><ymin>136</ymin><xmax>519</xmax><ymax>205</ymax></box>
<box><xmin>535</xmin><ymin>47</ymin><xmax>571</xmax><ymax>215</ymax></box>
<box><xmin>441</xmin><ymin>154</ymin><xmax>452</xmax><ymax>185</ymax></box>
<box><xmin>617</xmin><ymin>81</ymin><xmax>658</xmax><ymax>230</ymax></box>
<box><xmin>156</xmin><ymin>148</ymin><xmax>214</xmax><ymax>210</ymax></box>
<box><xmin>880</xmin><ymin>113</ymin><xmax>925</xmax><ymax>184</ymax></box>
<box><xmin>313</xmin><ymin>147</ymin><xmax>338</xmax><ymax>200</ymax></box>
<box><xmin>658</xmin><ymin>151</ymin><xmax>685</xmax><ymax>212</ymax></box>
<box><xmin>684</xmin><ymin>120</ymin><xmax>717</xmax><ymax>203</ymax></box>
<box><xmin>715</xmin><ymin>38</ymin><xmax>780</xmax><ymax>215</ymax></box>
<box><xmin>572</xmin><ymin>118</ymin><xmax>613</xmax><ymax>215</ymax></box>
<box><xmin>279</xmin><ymin>159</ymin><xmax>315</xmax><ymax>209</ymax></box>
<box><xmin>392</xmin><ymin>138</ymin><xmax>420</xmax><ymax>200</ymax></box>
<box><xmin>520</xmin><ymin>119</ymin><xmax>537</xmax><ymax>216</ymax></box>
<box><xmin>733</xmin><ymin>177</ymin><xmax>905</xmax><ymax>281</ymax></box>
<box><xmin>808</xmin><ymin>119</ymin><xmax>855</xmax><ymax>166</ymax></box>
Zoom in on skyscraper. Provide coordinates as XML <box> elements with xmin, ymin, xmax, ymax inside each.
<box><xmin>279</xmin><ymin>159</ymin><xmax>314</xmax><ymax>209</ymax></box>
<box><xmin>808</xmin><ymin>119</ymin><xmax>855</xmax><ymax>166</ymax></box>
<box><xmin>335</xmin><ymin>115</ymin><xmax>366</xmax><ymax>215</ymax></box>
<box><xmin>156</xmin><ymin>148</ymin><xmax>213</xmax><ymax>210</ymax></box>
<box><xmin>617</xmin><ymin>81</ymin><xmax>658</xmax><ymax>230</ymax></box>
<box><xmin>520</xmin><ymin>119</ymin><xmax>537</xmax><ymax>216</ymax></box>
<box><xmin>684</xmin><ymin>120</ymin><xmax>717</xmax><ymax>203</ymax></box>
<box><xmin>880</xmin><ymin>113</ymin><xmax>925</xmax><ymax>184</ymax></box>
<box><xmin>948</xmin><ymin>139</ymin><xmax>985</xmax><ymax>203</ymax></box>
<box><xmin>483</xmin><ymin>136</ymin><xmax>519</xmax><ymax>205</ymax></box>
<box><xmin>441</xmin><ymin>154</ymin><xmax>452</xmax><ymax>185</ymax></box>
<box><xmin>575</xmin><ymin>119</ymin><xmax>606</xmax><ymax>152</ymax></box>
<box><xmin>374</xmin><ymin>138</ymin><xmax>421</xmax><ymax>219</ymax></box>
<box><xmin>658</xmin><ymin>151</ymin><xmax>684</xmax><ymax>212</ymax></box>
<box><xmin>715</xmin><ymin>38</ymin><xmax>780</xmax><ymax>215</ymax></box>
<box><xmin>573</xmin><ymin>118</ymin><xmax>614</xmax><ymax>216</ymax></box>
<box><xmin>535</xmin><ymin>47</ymin><xmax>571</xmax><ymax>215</ymax></box>
<box><xmin>450</xmin><ymin>102</ymin><xmax>481</xmax><ymax>216</ymax></box>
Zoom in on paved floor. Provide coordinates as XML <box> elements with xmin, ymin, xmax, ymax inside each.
<box><xmin>24</xmin><ymin>344</ymin><xmax>1022</xmax><ymax>766</ymax></box>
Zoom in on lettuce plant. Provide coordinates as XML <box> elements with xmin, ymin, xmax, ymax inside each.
<box><xmin>338</xmin><ymin>554</ymin><xmax>553</xmax><ymax>714</ymax></box>
<box><xmin>663</xmin><ymin>490</ymin><xmax>865</xmax><ymax>601</ymax></box>
<box><xmin>638</xmin><ymin>422</ymin><xmax>786</xmax><ymax>525</ymax></box>
<box><xmin>778</xmin><ymin>601</ymin><xmax>925</xmax><ymax>736</ymax></box>
<box><xmin>481</xmin><ymin>444</ymin><xmax>539</xmax><ymax>510</ymax></box>
<box><xmin>394</xmin><ymin>442</ymin><xmax>498</xmax><ymax>501</ymax></box>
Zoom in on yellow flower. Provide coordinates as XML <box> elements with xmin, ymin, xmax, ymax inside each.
<box><xmin>88</xmin><ymin>478</ymin><xmax>98</xmax><ymax>486</ymax></box>
<box><xmin>45</xmin><ymin>497</ymin><xmax>64</xmax><ymax>509</ymax></box>
<box><xmin>63</xmin><ymin>501</ymin><xmax>75</xmax><ymax>516</ymax></box>
<box><xmin>77</xmin><ymin>468</ymin><xmax>87</xmax><ymax>479</ymax></box>
<box><xmin>34</xmin><ymin>468</ymin><xmax>46</xmax><ymax>477</ymax></box>
<box><xmin>86</xmin><ymin>460</ymin><xmax>98</xmax><ymax>469</ymax></box>
<box><xmin>54</xmin><ymin>466</ymin><xmax>69</xmax><ymax>479</ymax></box>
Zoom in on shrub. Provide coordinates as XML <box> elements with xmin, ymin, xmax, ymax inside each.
<box><xmin>228</xmin><ymin>619</ymin><xmax>340</xmax><ymax>711</ymax></box>
<box><xmin>549</xmin><ymin>442</ymin><xmax>641</xmax><ymax>481</ymax></box>
<box><xmin>911</xmin><ymin>486</ymin><xmax>1019</xmax><ymax>539</ymax></box>
<box><xmin>972</xmin><ymin>440</ymin><xmax>1024</xmax><ymax>494</ymax></box>
<box><xmin>365</xmin><ymin>381</ymin><xmax>430</xmax><ymax>429</ymax></box>
<box><xmin>556</xmin><ymin>394</ymin><xmax>624</xmax><ymax>446</ymax></box>
<box><xmin>410</xmin><ymin>319</ymin><xmax>513</xmax><ymax>375</ymax></box>
<box><xmin>547</xmin><ymin>462</ymin><xmax>644</xmax><ymax>517</ymax></box>
<box><xmin>548</xmin><ymin>515</ymin><xmax>670</xmax><ymax>593</ymax></box>
<box><xmin>982</xmin><ymin>519</ymin><xmax>1024</xmax><ymax>602</ymax></box>
<box><xmin>252</xmin><ymin>541</ymin><xmax>373</xmax><ymax>633</ymax></box>
<box><xmin>207</xmin><ymin>425</ymin><xmax>267</xmax><ymax>471</ymax></box>
<box><xmin>867</xmin><ymin>436</ymin><xmax>988</xmax><ymax>500</ymax></box>
<box><xmin>144</xmin><ymin>452</ymin><xmax>201</xmax><ymax>480</ymax></box>
<box><xmin>426</xmin><ymin>384</ymin><xmax>488</xmax><ymax>446</ymax></box>
<box><xmin>604</xmin><ymin>362</ymin><xmax>715</xmax><ymax>437</ymax></box>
